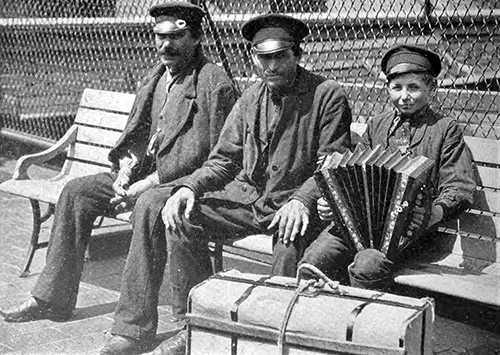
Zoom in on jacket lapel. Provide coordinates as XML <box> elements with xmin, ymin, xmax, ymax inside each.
<box><xmin>157</xmin><ymin>54</ymin><xmax>203</xmax><ymax>155</ymax></box>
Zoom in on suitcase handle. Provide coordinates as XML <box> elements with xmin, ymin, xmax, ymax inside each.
<box><xmin>296</xmin><ymin>263</ymin><xmax>340</xmax><ymax>292</ymax></box>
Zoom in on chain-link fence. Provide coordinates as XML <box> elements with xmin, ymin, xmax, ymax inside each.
<box><xmin>1</xmin><ymin>0</ymin><xmax>499</xmax><ymax>145</ymax></box>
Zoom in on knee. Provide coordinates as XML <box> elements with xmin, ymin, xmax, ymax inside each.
<box><xmin>348</xmin><ymin>249</ymin><xmax>393</xmax><ymax>289</ymax></box>
<box><xmin>133</xmin><ymin>189</ymin><xmax>167</xmax><ymax>217</ymax></box>
<box><xmin>60</xmin><ymin>176</ymin><xmax>87</xmax><ymax>199</ymax></box>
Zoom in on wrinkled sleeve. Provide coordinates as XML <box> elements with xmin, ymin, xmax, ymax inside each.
<box><xmin>181</xmin><ymin>99</ymin><xmax>245</xmax><ymax>197</ymax></box>
<box><xmin>433</xmin><ymin>121</ymin><xmax>476</xmax><ymax>220</ymax></box>
<box><xmin>289</xmin><ymin>84</ymin><xmax>353</xmax><ymax>211</ymax></box>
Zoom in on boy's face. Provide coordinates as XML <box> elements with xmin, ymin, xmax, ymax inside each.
<box><xmin>387</xmin><ymin>73</ymin><xmax>434</xmax><ymax>116</ymax></box>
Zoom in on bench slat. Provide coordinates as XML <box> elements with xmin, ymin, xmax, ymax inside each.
<box><xmin>75</xmin><ymin>126</ymin><xmax>124</xmax><ymax>148</ymax></box>
<box><xmin>74</xmin><ymin>107</ymin><xmax>129</xmax><ymax>130</ymax></box>
<box><xmin>465</xmin><ymin>136</ymin><xmax>500</xmax><ymax>165</ymax></box>
<box><xmin>472</xmin><ymin>189</ymin><xmax>500</xmax><ymax>214</ymax></box>
<box><xmin>79</xmin><ymin>88</ymin><xmax>135</xmax><ymax>114</ymax></box>
<box><xmin>475</xmin><ymin>165</ymin><xmax>500</xmax><ymax>189</ymax></box>
<box><xmin>394</xmin><ymin>254</ymin><xmax>500</xmax><ymax>308</ymax></box>
<box><xmin>71</xmin><ymin>143</ymin><xmax>113</xmax><ymax>167</ymax></box>
<box><xmin>456</xmin><ymin>213</ymin><xmax>500</xmax><ymax>241</ymax></box>
<box><xmin>65</xmin><ymin>160</ymin><xmax>110</xmax><ymax>177</ymax></box>
<box><xmin>436</xmin><ymin>227</ymin><xmax>500</xmax><ymax>263</ymax></box>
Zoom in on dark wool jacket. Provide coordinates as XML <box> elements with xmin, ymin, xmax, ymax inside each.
<box><xmin>181</xmin><ymin>66</ymin><xmax>352</xmax><ymax>222</ymax></box>
<box><xmin>362</xmin><ymin>107</ymin><xmax>476</xmax><ymax>221</ymax></box>
<box><xmin>108</xmin><ymin>49</ymin><xmax>239</xmax><ymax>184</ymax></box>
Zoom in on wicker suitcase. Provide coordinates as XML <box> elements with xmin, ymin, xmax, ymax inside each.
<box><xmin>186</xmin><ymin>265</ymin><xmax>434</xmax><ymax>355</ymax></box>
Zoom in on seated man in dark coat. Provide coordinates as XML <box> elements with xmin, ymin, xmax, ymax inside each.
<box><xmin>156</xmin><ymin>13</ymin><xmax>353</xmax><ymax>355</ymax></box>
<box><xmin>2</xmin><ymin>0</ymin><xmax>238</xmax><ymax>339</ymax></box>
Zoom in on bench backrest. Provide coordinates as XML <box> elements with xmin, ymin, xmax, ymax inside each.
<box><xmin>61</xmin><ymin>88</ymin><xmax>135</xmax><ymax>177</ymax></box>
<box><xmin>434</xmin><ymin>136</ymin><xmax>500</xmax><ymax>266</ymax></box>
<box><xmin>457</xmin><ymin>137</ymin><xmax>500</xmax><ymax>238</ymax></box>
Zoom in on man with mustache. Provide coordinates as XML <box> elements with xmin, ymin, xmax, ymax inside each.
<box><xmin>2</xmin><ymin>2</ymin><xmax>238</xmax><ymax>352</ymax></box>
<box><xmin>157</xmin><ymin>13</ymin><xmax>352</xmax><ymax>354</ymax></box>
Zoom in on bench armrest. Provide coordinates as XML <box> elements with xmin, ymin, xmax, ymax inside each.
<box><xmin>12</xmin><ymin>125</ymin><xmax>78</xmax><ymax>180</ymax></box>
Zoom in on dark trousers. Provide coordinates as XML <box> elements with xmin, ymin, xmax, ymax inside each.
<box><xmin>166</xmin><ymin>198</ymin><xmax>322</xmax><ymax>322</ymax></box>
<box><xmin>32</xmin><ymin>172</ymin><xmax>116</xmax><ymax>311</ymax></box>
<box><xmin>110</xmin><ymin>185</ymin><xmax>174</xmax><ymax>342</ymax></box>
<box><xmin>300</xmin><ymin>228</ymin><xmax>395</xmax><ymax>290</ymax></box>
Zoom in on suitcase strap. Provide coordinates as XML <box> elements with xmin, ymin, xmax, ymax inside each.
<box><xmin>277</xmin><ymin>279</ymin><xmax>316</xmax><ymax>355</ymax></box>
<box><xmin>230</xmin><ymin>275</ymin><xmax>272</xmax><ymax>355</ymax></box>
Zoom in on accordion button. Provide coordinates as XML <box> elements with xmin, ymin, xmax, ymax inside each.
<box><xmin>241</xmin><ymin>186</ymin><xmax>247</xmax><ymax>192</ymax></box>
<box><xmin>271</xmin><ymin>165</ymin><xmax>279</xmax><ymax>171</ymax></box>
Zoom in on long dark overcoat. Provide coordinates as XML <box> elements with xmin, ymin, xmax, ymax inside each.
<box><xmin>108</xmin><ymin>51</ymin><xmax>239</xmax><ymax>184</ymax></box>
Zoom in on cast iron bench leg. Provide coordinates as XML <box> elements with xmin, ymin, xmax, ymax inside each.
<box><xmin>20</xmin><ymin>200</ymin><xmax>54</xmax><ymax>277</ymax></box>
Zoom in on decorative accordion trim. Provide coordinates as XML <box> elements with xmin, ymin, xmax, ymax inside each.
<box><xmin>314</xmin><ymin>144</ymin><xmax>435</xmax><ymax>260</ymax></box>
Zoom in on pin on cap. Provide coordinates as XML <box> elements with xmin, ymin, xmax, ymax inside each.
<box><xmin>149</xmin><ymin>1</ymin><xmax>205</xmax><ymax>34</ymax></box>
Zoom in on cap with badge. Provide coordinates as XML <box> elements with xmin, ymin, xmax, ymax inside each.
<box><xmin>241</xmin><ymin>14</ymin><xmax>309</xmax><ymax>54</ymax></box>
<box><xmin>149</xmin><ymin>1</ymin><xmax>205</xmax><ymax>34</ymax></box>
<box><xmin>381</xmin><ymin>44</ymin><xmax>442</xmax><ymax>79</ymax></box>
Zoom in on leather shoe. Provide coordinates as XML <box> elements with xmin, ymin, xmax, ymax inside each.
<box><xmin>1</xmin><ymin>297</ymin><xmax>71</xmax><ymax>322</ymax></box>
<box><xmin>100</xmin><ymin>335</ymin><xmax>143</xmax><ymax>355</ymax></box>
<box><xmin>152</xmin><ymin>329</ymin><xmax>186</xmax><ymax>355</ymax></box>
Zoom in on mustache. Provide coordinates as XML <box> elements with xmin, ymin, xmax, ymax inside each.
<box><xmin>159</xmin><ymin>49</ymin><xmax>179</xmax><ymax>56</ymax></box>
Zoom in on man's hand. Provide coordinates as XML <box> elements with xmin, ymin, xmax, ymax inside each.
<box><xmin>317</xmin><ymin>197</ymin><xmax>334</xmax><ymax>221</ymax></box>
<box><xmin>268</xmin><ymin>199</ymin><xmax>310</xmax><ymax>247</ymax></box>
<box><xmin>162</xmin><ymin>187</ymin><xmax>195</xmax><ymax>231</ymax></box>
<box><xmin>427</xmin><ymin>204</ymin><xmax>444</xmax><ymax>228</ymax></box>
<box><xmin>112</xmin><ymin>172</ymin><xmax>131</xmax><ymax>197</ymax></box>
<box><xmin>110</xmin><ymin>178</ymin><xmax>155</xmax><ymax>212</ymax></box>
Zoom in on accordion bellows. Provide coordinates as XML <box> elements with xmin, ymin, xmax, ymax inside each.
<box><xmin>315</xmin><ymin>144</ymin><xmax>435</xmax><ymax>260</ymax></box>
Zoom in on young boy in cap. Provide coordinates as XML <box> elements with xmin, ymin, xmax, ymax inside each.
<box><xmin>2</xmin><ymin>0</ymin><xmax>238</xmax><ymax>349</ymax></box>
<box><xmin>300</xmin><ymin>44</ymin><xmax>476</xmax><ymax>289</ymax></box>
<box><xmin>157</xmin><ymin>13</ymin><xmax>352</xmax><ymax>355</ymax></box>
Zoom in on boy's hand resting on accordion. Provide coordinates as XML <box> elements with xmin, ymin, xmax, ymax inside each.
<box><xmin>317</xmin><ymin>197</ymin><xmax>334</xmax><ymax>222</ymax></box>
<box><xmin>408</xmin><ymin>193</ymin><xmax>444</xmax><ymax>231</ymax></box>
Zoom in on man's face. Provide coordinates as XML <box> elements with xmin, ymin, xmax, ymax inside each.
<box><xmin>155</xmin><ymin>21</ymin><xmax>200</xmax><ymax>74</ymax></box>
<box><xmin>252</xmin><ymin>48</ymin><xmax>300</xmax><ymax>93</ymax></box>
<box><xmin>387</xmin><ymin>73</ymin><xmax>434</xmax><ymax>116</ymax></box>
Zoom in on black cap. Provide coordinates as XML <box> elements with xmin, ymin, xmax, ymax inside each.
<box><xmin>241</xmin><ymin>14</ymin><xmax>309</xmax><ymax>54</ymax></box>
<box><xmin>149</xmin><ymin>2</ymin><xmax>205</xmax><ymax>34</ymax></box>
<box><xmin>381</xmin><ymin>45</ymin><xmax>441</xmax><ymax>79</ymax></box>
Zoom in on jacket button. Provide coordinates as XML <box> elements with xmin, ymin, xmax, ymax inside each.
<box><xmin>242</xmin><ymin>186</ymin><xmax>247</xmax><ymax>192</ymax></box>
<box><xmin>271</xmin><ymin>165</ymin><xmax>279</xmax><ymax>171</ymax></box>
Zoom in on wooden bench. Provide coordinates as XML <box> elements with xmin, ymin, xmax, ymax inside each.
<box><xmin>213</xmin><ymin>131</ymin><xmax>500</xmax><ymax>309</ymax></box>
<box><xmin>2</xmin><ymin>88</ymin><xmax>499</xmax><ymax>310</ymax></box>
<box><xmin>0</xmin><ymin>88</ymin><xmax>135</xmax><ymax>277</ymax></box>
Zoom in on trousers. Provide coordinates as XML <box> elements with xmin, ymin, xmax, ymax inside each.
<box><xmin>165</xmin><ymin>197</ymin><xmax>324</xmax><ymax>322</ymax></box>
<box><xmin>300</xmin><ymin>227</ymin><xmax>395</xmax><ymax>290</ymax></box>
<box><xmin>32</xmin><ymin>172</ymin><xmax>117</xmax><ymax>311</ymax></box>
<box><xmin>110</xmin><ymin>185</ymin><xmax>173</xmax><ymax>341</ymax></box>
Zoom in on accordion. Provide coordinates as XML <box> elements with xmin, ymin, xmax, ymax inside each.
<box><xmin>314</xmin><ymin>144</ymin><xmax>435</xmax><ymax>260</ymax></box>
